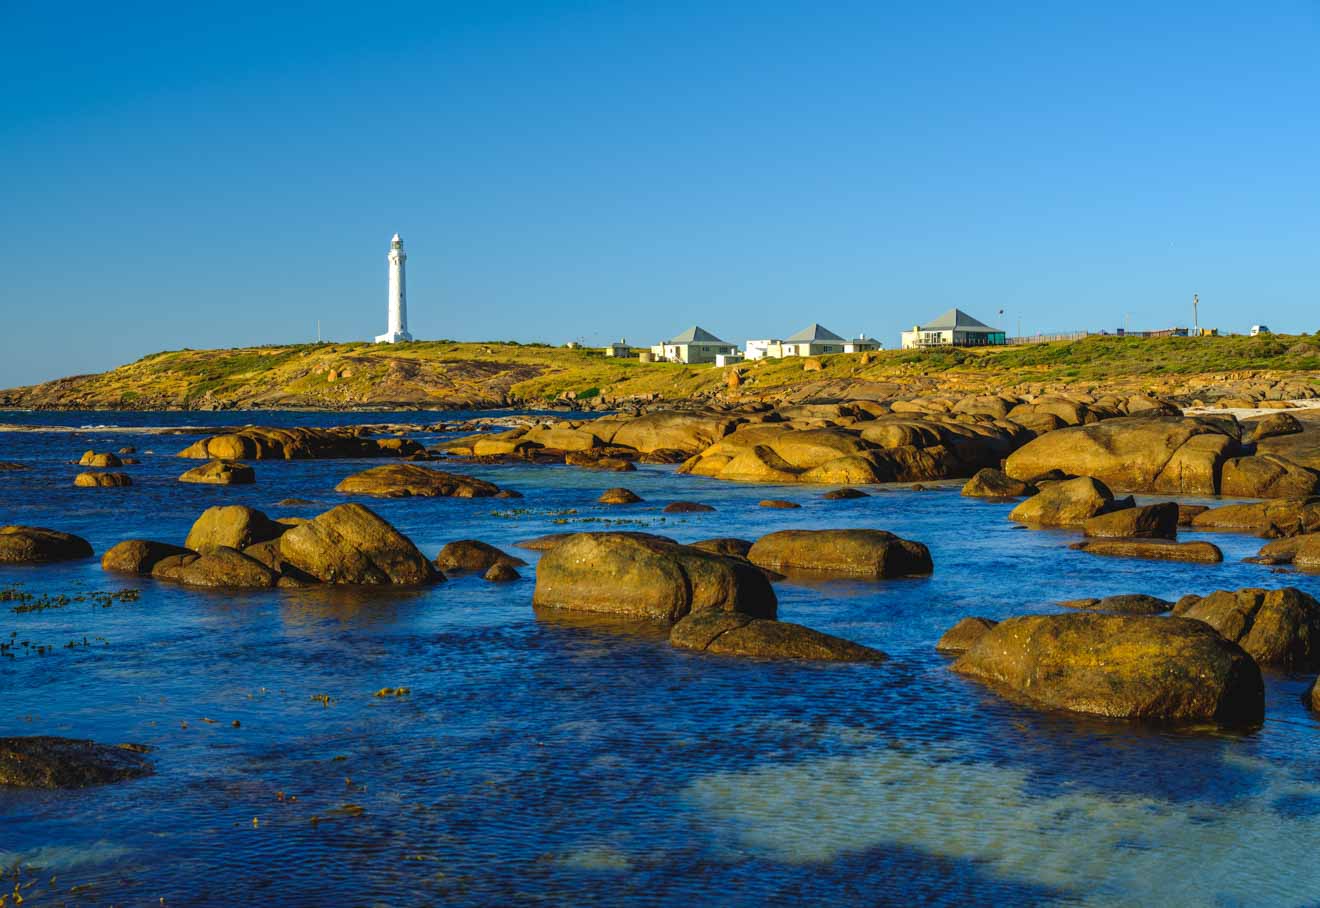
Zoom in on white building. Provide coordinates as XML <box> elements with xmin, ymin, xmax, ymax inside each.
<box><xmin>375</xmin><ymin>233</ymin><xmax>413</xmax><ymax>343</ymax></box>
<box><xmin>605</xmin><ymin>339</ymin><xmax>633</xmax><ymax>357</ymax></box>
<box><xmin>650</xmin><ymin>326</ymin><xmax>737</xmax><ymax>364</ymax></box>
<box><xmin>745</xmin><ymin>324</ymin><xmax>883</xmax><ymax>359</ymax></box>
<box><xmin>900</xmin><ymin>309</ymin><xmax>1006</xmax><ymax>349</ymax></box>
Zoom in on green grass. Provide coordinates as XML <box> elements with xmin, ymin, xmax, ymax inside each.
<box><xmin>9</xmin><ymin>332</ymin><xmax>1320</xmax><ymax>410</ymax></box>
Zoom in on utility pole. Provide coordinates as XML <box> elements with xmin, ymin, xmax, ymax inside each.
<box><xmin>1193</xmin><ymin>294</ymin><xmax>1199</xmax><ymax>335</ymax></box>
<box><xmin>317</xmin><ymin>320</ymin><xmax>321</xmax><ymax>343</ymax></box>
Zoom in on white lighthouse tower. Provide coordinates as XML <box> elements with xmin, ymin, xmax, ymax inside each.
<box><xmin>375</xmin><ymin>233</ymin><xmax>413</xmax><ymax>343</ymax></box>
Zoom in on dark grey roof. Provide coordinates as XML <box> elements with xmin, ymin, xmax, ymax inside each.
<box><xmin>667</xmin><ymin>325</ymin><xmax>730</xmax><ymax>345</ymax></box>
<box><xmin>785</xmin><ymin>323</ymin><xmax>846</xmax><ymax>343</ymax></box>
<box><xmin>918</xmin><ymin>308</ymin><xmax>1001</xmax><ymax>333</ymax></box>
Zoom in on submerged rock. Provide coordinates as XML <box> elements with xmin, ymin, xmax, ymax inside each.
<box><xmin>935</xmin><ymin>617</ymin><xmax>998</xmax><ymax>654</ymax></box>
<box><xmin>185</xmin><ymin>505</ymin><xmax>286</xmax><ymax>553</ymax></box>
<box><xmin>758</xmin><ymin>499</ymin><xmax>800</xmax><ymax>509</ymax></box>
<box><xmin>1058</xmin><ymin>594</ymin><xmax>1173</xmax><ymax>615</ymax></box>
<box><xmin>74</xmin><ymin>471</ymin><xmax>132</xmax><ymax>488</ymax></box>
<box><xmin>335</xmin><ymin>464</ymin><xmax>502</xmax><ymax>498</ymax></box>
<box><xmin>952</xmin><ymin>614</ymin><xmax>1264</xmax><ymax>726</ymax></box>
<box><xmin>669</xmin><ymin>611</ymin><xmax>885</xmax><ymax>662</ymax></box>
<box><xmin>278</xmin><ymin>503</ymin><xmax>438</xmax><ymax>585</ymax></box>
<box><xmin>532</xmin><ymin>532</ymin><xmax>776</xmax><ymax>623</ymax></box>
<box><xmin>0</xmin><ymin>737</ymin><xmax>153</xmax><ymax>789</ymax></box>
<box><xmin>1069</xmin><ymin>539</ymin><xmax>1223</xmax><ymax>563</ymax></box>
<box><xmin>178</xmin><ymin>459</ymin><xmax>255</xmax><ymax>485</ymax></box>
<box><xmin>1174</xmin><ymin>587</ymin><xmax>1320</xmax><ymax>670</ymax></box>
<box><xmin>435</xmin><ymin>539</ymin><xmax>526</xmax><ymax>573</ymax></box>
<box><xmin>0</xmin><ymin>526</ymin><xmax>93</xmax><ymax>564</ymax></box>
<box><xmin>663</xmin><ymin>501</ymin><xmax>716</xmax><ymax>513</ymax></box>
<box><xmin>598</xmin><ymin>487</ymin><xmax>643</xmax><ymax>505</ymax></box>
<box><xmin>747</xmin><ymin>529</ymin><xmax>933</xmax><ymax>579</ymax></box>
<box><xmin>822</xmin><ymin>487</ymin><xmax>870</xmax><ymax>500</ymax></box>
<box><xmin>483</xmin><ymin>563</ymin><xmax>521</xmax><ymax>582</ymax></box>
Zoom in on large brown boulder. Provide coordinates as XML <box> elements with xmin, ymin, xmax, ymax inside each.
<box><xmin>277</xmin><ymin>503</ymin><xmax>437</xmax><ymax>585</ymax></box>
<box><xmin>151</xmin><ymin>546</ymin><xmax>279</xmax><ymax>589</ymax></box>
<box><xmin>1082</xmin><ymin>502</ymin><xmax>1178</xmax><ymax>539</ymax></box>
<box><xmin>532</xmin><ymin>532</ymin><xmax>776</xmax><ymax>623</ymax></box>
<box><xmin>1219</xmin><ymin>455</ymin><xmax>1320</xmax><ymax>499</ymax></box>
<box><xmin>185</xmin><ymin>505</ymin><xmax>286</xmax><ymax>553</ymax></box>
<box><xmin>0</xmin><ymin>526</ymin><xmax>93</xmax><ymax>564</ymax></box>
<box><xmin>1174</xmin><ymin>587</ymin><xmax>1320</xmax><ymax>670</ymax></box>
<box><xmin>669</xmin><ymin>611</ymin><xmax>884</xmax><ymax>662</ymax></box>
<box><xmin>1069</xmin><ymin>539</ymin><xmax>1223</xmax><ymax>563</ymax></box>
<box><xmin>74</xmin><ymin>471</ymin><xmax>132</xmax><ymax>488</ymax></box>
<box><xmin>1008</xmin><ymin>477</ymin><xmax>1126</xmax><ymax>526</ymax></box>
<box><xmin>334</xmin><ymin>464</ymin><xmax>502</xmax><ymax>498</ymax></box>
<box><xmin>434</xmin><ymin>540</ymin><xmax>526</xmax><ymax>573</ymax></box>
<box><xmin>604</xmin><ymin>412</ymin><xmax>740</xmax><ymax>454</ymax></box>
<box><xmin>952</xmin><ymin>614</ymin><xmax>1264</xmax><ymax>726</ymax></box>
<box><xmin>1004</xmin><ymin>416</ymin><xmax>1240</xmax><ymax>495</ymax></box>
<box><xmin>0</xmin><ymin>737</ymin><xmax>153</xmax><ymax>789</ymax></box>
<box><xmin>747</xmin><ymin>529</ymin><xmax>933</xmax><ymax>579</ymax></box>
<box><xmin>102</xmin><ymin>539</ymin><xmax>194</xmax><ymax>575</ymax></box>
<box><xmin>178</xmin><ymin>459</ymin><xmax>255</xmax><ymax>485</ymax></box>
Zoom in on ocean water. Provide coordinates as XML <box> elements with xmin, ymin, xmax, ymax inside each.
<box><xmin>2</xmin><ymin>410</ymin><xmax>1320</xmax><ymax>906</ymax></box>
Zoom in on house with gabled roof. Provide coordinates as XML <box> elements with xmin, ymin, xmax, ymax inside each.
<box><xmin>650</xmin><ymin>326</ymin><xmax>737</xmax><ymax>364</ymax></box>
<box><xmin>745</xmin><ymin>323</ymin><xmax>882</xmax><ymax>359</ymax></box>
<box><xmin>900</xmin><ymin>309</ymin><xmax>1006</xmax><ymax>349</ymax></box>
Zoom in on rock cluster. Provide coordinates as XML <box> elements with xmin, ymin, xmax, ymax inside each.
<box><xmin>178</xmin><ymin>426</ymin><xmax>426</xmax><ymax>460</ymax></box>
<box><xmin>1004</xmin><ymin>415</ymin><xmax>1319</xmax><ymax>498</ymax></box>
<box><xmin>334</xmin><ymin>464</ymin><xmax>506</xmax><ymax>498</ymax></box>
<box><xmin>103</xmin><ymin>503</ymin><xmax>439</xmax><ymax>588</ymax></box>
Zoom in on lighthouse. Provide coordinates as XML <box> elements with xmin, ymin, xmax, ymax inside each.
<box><xmin>375</xmin><ymin>233</ymin><xmax>413</xmax><ymax>343</ymax></box>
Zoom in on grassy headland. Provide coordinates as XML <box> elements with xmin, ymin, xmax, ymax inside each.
<box><xmin>2</xmin><ymin>333</ymin><xmax>1318</xmax><ymax>411</ymax></box>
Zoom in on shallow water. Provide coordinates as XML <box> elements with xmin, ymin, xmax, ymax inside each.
<box><xmin>2</xmin><ymin>410</ymin><xmax>1320</xmax><ymax>906</ymax></box>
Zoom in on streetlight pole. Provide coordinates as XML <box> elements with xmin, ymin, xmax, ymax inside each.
<box><xmin>1193</xmin><ymin>294</ymin><xmax>1199</xmax><ymax>335</ymax></box>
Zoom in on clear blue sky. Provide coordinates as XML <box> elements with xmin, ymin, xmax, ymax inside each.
<box><xmin>2</xmin><ymin>2</ymin><xmax>1318</xmax><ymax>387</ymax></box>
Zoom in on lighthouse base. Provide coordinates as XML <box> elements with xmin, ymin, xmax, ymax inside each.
<box><xmin>374</xmin><ymin>330</ymin><xmax>413</xmax><ymax>344</ymax></box>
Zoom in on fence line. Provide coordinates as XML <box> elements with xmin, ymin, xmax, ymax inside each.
<box><xmin>1006</xmin><ymin>328</ymin><xmax>1190</xmax><ymax>345</ymax></box>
